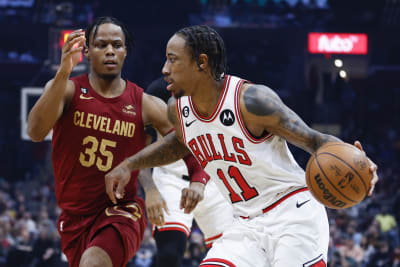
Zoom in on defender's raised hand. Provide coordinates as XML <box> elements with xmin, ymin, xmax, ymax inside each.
<box><xmin>60</xmin><ymin>29</ymin><xmax>85</xmax><ymax>74</ymax></box>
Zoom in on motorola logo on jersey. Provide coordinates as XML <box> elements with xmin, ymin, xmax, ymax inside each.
<box><xmin>182</xmin><ymin>106</ymin><xmax>190</xmax><ymax>118</ymax></box>
<box><xmin>220</xmin><ymin>109</ymin><xmax>235</xmax><ymax>126</ymax></box>
<box><xmin>81</xmin><ymin>87</ymin><xmax>88</xmax><ymax>94</ymax></box>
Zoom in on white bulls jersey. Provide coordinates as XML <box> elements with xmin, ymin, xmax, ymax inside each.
<box><xmin>177</xmin><ymin>75</ymin><xmax>307</xmax><ymax>219</ymax></box>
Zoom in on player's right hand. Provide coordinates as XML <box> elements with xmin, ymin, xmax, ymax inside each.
<box><xmin>59</xmin><ymin>29</ymin><xmax>85</xmax><ymax>74</ymax></box>
<box><xmin>145</xmin><ymin>189</ymin><xmax>169</xmax><ymax>227</ymax></box>
<box><xmin>354</xmin><ymin>140</ymin><xmax>379</xmax><ymax>196</ymax></box>
<box><xmin>105</xmin><ymin>160</ymin><xmax>131</xmax><ymax>204</ymax></box>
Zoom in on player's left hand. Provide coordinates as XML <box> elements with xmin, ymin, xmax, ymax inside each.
<box><xmin>105</xmin><ymin>160</ymin><xmax>131</xmax><ymax>204</ymax></box>
<box><xmin>354</xmin><ymin>140</ymin><xmax>379</xmax><ymax>196</ymax></box>
<box><xmin>145</xmin><ymin>188</ymin><xmax>169</xmax><ymax>227</ymax></box>
<box><xmin>180</xmin><ymin>182</ymin><xmax>205</xmax><ymax>214</ymax></box>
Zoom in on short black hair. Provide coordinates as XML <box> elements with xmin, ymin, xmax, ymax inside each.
<box><xmin>85</xmin><ymin>16</ymin><xmax>134</xmax><ymax>54</ymax></box>
<box><xmin>176</xmin><ymin>25</ymin><xmax>226</xmax><ymax>81</ymax></box>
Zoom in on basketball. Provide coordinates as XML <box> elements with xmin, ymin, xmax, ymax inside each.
<box><xmin>306</xmin><ymin>142</ymin><xmax>372</xmax><ymax>209</ymax></box>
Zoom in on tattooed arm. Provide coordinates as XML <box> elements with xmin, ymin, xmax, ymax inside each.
<box><xmin>105</xmin><ymin>97</ymin><xmax>192</xmax><ymax>204</ymax></box>
<box><xmin>240</xmin><ymin>83</ymin><xmax>379</xmax><ymax>195</ymax></box>
<box><xmin>239</xmin><ymin>84</ymin><xmax>341</xmax><ymax>154</ymax></box>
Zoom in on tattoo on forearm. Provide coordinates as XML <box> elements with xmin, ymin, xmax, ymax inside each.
<box><xmin>278</xmin><ymin>108</ymin><xmax>340</xmax><ymax>153</ymax></box>
<box><xmin>138</xmin><ymin>169</ymin><xmax>157</xmax><ymax>192</ymax></box>
<box><xmin>279</xmin><ymin>112</ymin><xmax>341</xmax><ymax>153</ymax></box>
<box><xmin>313</xmin><ymin>134</ymin><xmax>341</xmax><ymax>151</ymax></box>
<box><xmin>127</xmin><ymin>132</ymin><xmax>190</xmax><ymax>170</ymax></box>
<box><xmin>244</xmin><ymin>85</ymin><xmax>341</xmax><ymax>154</ymax></box>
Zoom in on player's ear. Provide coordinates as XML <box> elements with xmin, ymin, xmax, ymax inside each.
<box><xmin>84</xmin><ymin>45</ymin><xmax>90</xmax><ymax>60</ymax></box>
<box><xmin>198</xmin><ymin>54</ymin><xmax>209</xmax><ymax>70</ymax></box>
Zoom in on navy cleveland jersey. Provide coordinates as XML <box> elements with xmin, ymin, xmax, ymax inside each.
<box><xmin>52</xmin><ymin>74</ymin><xmax>146</xmax><ymax>215</ymax></box>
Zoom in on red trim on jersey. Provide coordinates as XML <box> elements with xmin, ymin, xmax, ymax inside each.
<box><xmin>262</xmin><ymin>187</ymin><xmax>308</xmax><ymax>213</ymax></box>
<box><xmin>189</xmin><ymin>75</ymin><xmax>231</xmax><ymax>122</ymax></box>
<box><xmin>204</xmin><ymin>233</ymin><xmax>222</xmax><ymax>243</ymax></box>
<box><xmin>240</xmin><ymin>187</ymin><xmax>308</xmax><ymax>219</ymax></box>
<box><xmin>153</xmin><ymin>222</ymin><xmax>191</xmax><ymax>237</ymax></box>
<box><xmin>200</xmin><ymin>258</ymin><xmax>236</xmax><ymax>267</ymax></box>
<box><xmin>310</xmin><ymin>259</ymin><xmax>326</xmax><ymax>267</ymax></box>
<box><xmin>177</xmin><ymin>98</ymin><xmax>187</xmax><ymax>143</ymax></box>
<box><xmin>204</xmin><ymin>233</ymin><xmax>223</xmax><ymax>248</ymax></box>
<box><xmin>304</xmin><ymin>254</ymin><xmax>326</xmax><ymax>267</ymax></box>
<box><xmin>157</xmin><ymin>227</ymin><xmax>190</xmax><ymax>237</ymax></box>
<box><xmin>234</xmin><ymin>80</ymin><xmax>274</xmax><ymax>144</ymax></box>
<box><xmin>165</xmin><ymin>128</ymin><xmax>175</xmax><ymax>135</ymax></box>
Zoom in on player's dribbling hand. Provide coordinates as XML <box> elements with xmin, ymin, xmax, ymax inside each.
<box><xmin>60</xmin><ymin>29</ymin><xmax>85</xmax><ymax>74</ymax></box>
<box><xmin>354</xmin><ymin>140</ymin><xmax>379</xmax><ymax>196</ymax></box>
<box><xmin>145</xmin><ymin>189</ymin><xmax>169</xmax><ymax>227</ymax></box>
<box><xmin>105</xmin><ymin>160</ymin><xmax>131</xmax><ymax>204</ymax></box>
<box><xmin>180</xmin><ymin>182</ymin><xmax>205</xmax><ymax>214</ymax></box>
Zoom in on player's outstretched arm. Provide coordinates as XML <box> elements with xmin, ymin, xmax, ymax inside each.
<box><xmin>105</xmin><ymin>95</ymin><xmax>190</xmax><ymax>204</ymax></box>
<box><xmin>27</xmin><ymin>29</ymin><xmax>85</xmax><ymax>141</ymax></box>
<box><xmin>105</xmin><ymin>131</ymin><xmax>190</xmax><ymax>204</ymax></box>
<box><xmin>240</xmin><ymin>83</ymin><xmax>378</xmax><ymax>194</ymax></box>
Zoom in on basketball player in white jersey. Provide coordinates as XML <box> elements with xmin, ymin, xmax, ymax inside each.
<box><xmin>141</xmin><ymin>77</ymin><xmax>234</xmax><ymax>267</ymax></box>
<box><xmin>105</xmin><ymin>25</ymin><xmax>379</xmax><ymax>267</ymax></box>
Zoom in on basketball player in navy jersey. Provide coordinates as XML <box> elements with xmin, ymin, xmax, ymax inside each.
<box><xmin>27</xmin><ymin>17</ymin><xmax>207</xmax><ymax>267</ymax></box>
<box><xmin>105</xmin><ymin>25</ymin><xmax>379</xmax><ymax>266</ymax></box>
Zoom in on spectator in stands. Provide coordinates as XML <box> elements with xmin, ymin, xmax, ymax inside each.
<box><xmin>367</xmin><ymin>238</ymin><xmax>392</xmax><ymax>267</ymax></box>
<box><xmin>392</xmin><ymin>246</ymin><xmax>400</xmax><ymax>267</ymax></box>
<box><xmin>338</xmin><ymin>234</ymin><xmax>365</xmax><ymax>266</ymax></box>
<box><xmin>30</xmin><ymin>225</ymin><xmax>60</xmax><ymax>267</ymax></box>
<box><xmin>7</xmin><ymin>222</ymin><xmax>34</xmax><ymax>266</ymax></box>
<box><xmin>0</xmin><ymin>226</ymin><xmax>9</xmax><ymax>267</ymax></box>
<box><xmin>375</xmin><ymin>206</ymin><xmax>399</xmax><ymax>247</ymax></box>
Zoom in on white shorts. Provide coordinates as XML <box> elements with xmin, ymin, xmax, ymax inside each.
<box><xmin>200</xmin><ymin>190</ymin><xmax>329</xmax><ymax>267</ymax></box>
<box><xmin>153</xmin><ymin>165</ymin><xmax>234</xmax><ymax>247</ymax></box>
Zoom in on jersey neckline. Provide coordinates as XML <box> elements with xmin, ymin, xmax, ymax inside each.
<box><xmin>84</xmin><ymin>74</ymin><xmax>131</xmax><ymax>103</ymax></box>
<box><xmin>188</xmin><ymin>75</ymin><xmax>231</xmax><ymax>122</ymax></box>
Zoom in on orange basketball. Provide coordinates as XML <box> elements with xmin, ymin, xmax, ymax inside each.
<box><xmin>305</xmin><ymin>142</ymin><xmax>372</xmax><ymax>209</ymax></box>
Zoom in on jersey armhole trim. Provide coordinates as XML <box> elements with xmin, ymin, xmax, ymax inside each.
<box><xmin>234</xmin><ymin>81</ymin><xmax>274</xmax><ymax>144</ymax></box>
<box><xmin>177</xmin><ymin>98</ymin><xmax>187</xmax><ymax>144</ymax></box>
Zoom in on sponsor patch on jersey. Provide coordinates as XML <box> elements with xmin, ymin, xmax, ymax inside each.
<box><xmin>219</xmin><ymin>109</ymin><xmax>235</xmax><ymax>126</ymax></box>
<box><xmin>122</xmin><ymin>104</ymin><xmax>136</xmax><ymax>116</ymax></box>
<box><xmin>182</xmin><ymin>106</ymin><xmax>190</xmax><ymax>117</ymax></box>
<box><xmin>80</xmin><ymin>87</ymin><xmax>88</xmax><ymax>94</ymax></box>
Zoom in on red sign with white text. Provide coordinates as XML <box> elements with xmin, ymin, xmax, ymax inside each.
<box><xmin>308</xmin><ymin>33</ymin><xmax>368</xmax><ymax>55</ymax></box>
